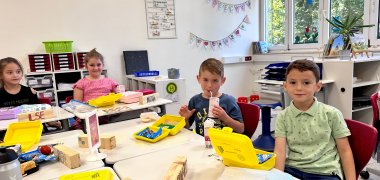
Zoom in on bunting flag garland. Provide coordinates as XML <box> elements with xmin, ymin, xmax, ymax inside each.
<box><xmin>207</xmin><ymin>0</ymin><xmax>252</xmax><ymax>13</ymax></box>
<box><xmin>189</xmin><ymin>15</ymin><xmax>250</xmax><ymax>50</ymax></box>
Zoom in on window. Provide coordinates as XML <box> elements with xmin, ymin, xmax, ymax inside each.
<box><xmin>262</xmin><ymin>0</ymin><xmax>372</xmax><ymax>51</ymax></box>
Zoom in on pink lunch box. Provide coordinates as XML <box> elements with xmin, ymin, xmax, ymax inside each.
<box><xmin>119</xmin><ymin>91</ymin><xmax>143</xmax><ymax>104</ymax></box>
<box><xmin>135</xmin><ymin>89</ymin><xmax>155</xmax><ymax>95</ymax></box>
<box><xmin>0</xmin><ymin>107</ymin><xmax>21</xmax><ymax>120</ymax></box>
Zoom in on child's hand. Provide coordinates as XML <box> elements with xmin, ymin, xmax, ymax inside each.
<box><xmin>211</xmin><ymin>105</ymin><xmax>228</xmax><ymax>122</ymax></box>
<box><xmin>179</xmin><ymin>105</ymin><xmax>195</xmax><ymax>120</ymax></box>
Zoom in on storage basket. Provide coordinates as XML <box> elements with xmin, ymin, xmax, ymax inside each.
<box><xmin>43</xmin><ymin>41</ymin><xmax>73</xmax><ymax>53</ymax></box>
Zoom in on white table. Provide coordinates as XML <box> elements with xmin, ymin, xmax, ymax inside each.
<box><xmin>69</xmin><ymin>98</ymin><xmax>172</xmax><ymax>119</ymax></box>
<box><xmin>113</xmin><ymin>139</ymin><xmax>295</xmax><ymax>179</ymax></box>
<box><xmin>99</xmin><ymin>118</ymin><xmax>198</xmax><ymax>164</ymax></box>
<box><xmin>52</xmin><ymin>167</ymin><xmax>120</xmax><ymax>180</ymax></box>
<box><xmin>24</xmin><ymin>130</ymin><xmax>104</xmax><ymax>180</ymax></box>
<box><xmin>0</xmin><ymin>106</ymin><xmax>74</xmax><ymax>131</ymax></box>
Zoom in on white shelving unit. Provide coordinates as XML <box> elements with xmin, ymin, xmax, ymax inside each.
<box><xmin>125</xmin><ymin>75</ymin><xmax>186</xmax><ymax>114</ymax></box>
<box><xmin>25</xmin><ymin>69</ymin><xmax>107</xmax><ymax>106</ymax></box>
<box><xmin>323</xmin><ymin>59</ymin><xmax>380</xmax><ymax>124</ymax></box>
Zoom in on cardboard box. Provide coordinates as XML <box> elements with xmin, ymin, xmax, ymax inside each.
<box><xmin>53</xmin><ymin>144</ymin><xmax>80</xmax><ymax>169</ymax></box>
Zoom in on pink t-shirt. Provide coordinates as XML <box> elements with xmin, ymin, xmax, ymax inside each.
<box><xmin>73</xmin><ymin>77</ymin><xmax>118</xmax><ymax>102</ymax></box>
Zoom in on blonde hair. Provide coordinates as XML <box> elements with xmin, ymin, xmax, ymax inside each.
<box><xmin>84</xmin><ymin>48</ymin><xmax>104</xmax><ymax>65</ymax></box>
<box><xmin>0</xmin><ymin>57</ymin><xmax>23</xmax><ymax>88</ymax></box>
<box><xmin>199</xmin><ymin>58</ymin><xmax>224</xmax><ymax>77</ymax></box>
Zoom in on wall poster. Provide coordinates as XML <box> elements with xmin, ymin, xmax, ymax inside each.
<box><xmin>145</xmin><ymin>0</ymin><xmax>177</xmax><ymax>39</ymax></box>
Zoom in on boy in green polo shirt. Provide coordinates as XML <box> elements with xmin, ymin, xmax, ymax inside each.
<box><xmin>274</xmin><ymin>59</ymin><xmax>355</xmax><ymax>180</ymax></box>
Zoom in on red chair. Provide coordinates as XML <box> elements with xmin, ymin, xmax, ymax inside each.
<box><xmin>38</xmin><ymin>97</ymin><xmax>51</xmax><ymax>105</ymax></box>
<box><xmin>370</xmin><ymin>92</ymin><xmax>380</xmax><ymax>130</ymax></box>
<box><xmin>65</xmin><ymin>96</ymin><xmax>73</xmax><ymax>103</ymax></box>
<box><xmin>345</xmin><ymin>119</ymin><xmax>378</xmax><ymax>179</ymax></box>
<box><xmin>237</xmin><ymin>102</ymin><xmax>260</xmax><ymax>138</ymax></box>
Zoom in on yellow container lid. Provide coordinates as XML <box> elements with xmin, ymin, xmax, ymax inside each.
<box><xmin>59</xmin><ymin>168</ymin><xmax>113</xmax><ymax>180</ymax></box>
<box><xmin>0</xmin><ymin>121</ymin><xmax>43</xmax><ymax>153</ymax></box>
<box><xmin>151</xmin><ymin>114</ymin><xmax>185</xmax><ymax>135</ymax></box>
<box><xmin>88</xmin><ymin>93</ymin><xmax>122</xmax><ymax>107</ymax></box>
<box><xmin>209</xmin><ymin>127</ymin><xmax>276</xmax><ymax>170</ymax></box>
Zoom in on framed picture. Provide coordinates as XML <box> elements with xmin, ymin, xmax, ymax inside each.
<box><xmin>145</xmin><ymin>0</ymin><xmax>177</xmax><ymax>39</ymax></box>
<box><xmin>85</xmin><ymin>110</ymin><xmax>100</xmax><ymax>153</ymax></box>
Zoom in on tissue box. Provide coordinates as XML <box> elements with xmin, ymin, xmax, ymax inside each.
<box><xmin>119</xmin><ymin>91</ymin><xmax>143</xmax><ymax>104</ymax></box>
<box><xmin>0</xmin><ymin>107</ymin><xmax>21</xmax><ymax>120</ymax></box>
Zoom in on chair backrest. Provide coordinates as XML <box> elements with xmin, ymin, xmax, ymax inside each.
<box><xmin>38</xmin><ymin>97</ymin><xmax>51</xmax><ymax>105</ymax></box>
<box><xmin>237</xmin><ymin>102</ymin><xmax>260</xmax><ymax>138</ymax></box>
<box><xmin>345</xmin><ymin>119</ymin><xmax>378</xmax><ymax>179</ymax></box>
<box><xmin>65</xmin><ymin>96</ymin><xmax>73</xmax><ymax>103</ymax></box>
<box><xmin>370</xmin><ymin>92</ymin><xmax>379</xmax><ymax>129</ymax></box>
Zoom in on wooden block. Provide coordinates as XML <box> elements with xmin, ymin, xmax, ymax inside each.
<box><xmin>100</xmin><ymin>134</ymin><xmax>116</xmax><ymax>150</ymax></box>
<box><xmin>78</xmin><ymin>134</ymin><xmax>116</xmax><ymax>149</ymax></box>
<box><xmin>53</xmin><ymin>144</ymin><xmax>80</xmax><ymax>169</ymax></box>
<box><xmin>78</xmin><ymin>134</ymin><xmax>89</xmax><ymax>148</ymax></box>
<box><xmin>17</xmin><ymin>109</ymin><xmax>56</xmax><ymax>122</ymax></box>
<box><xmin>139</xmin><ymin>93</ymin><xmax>159</xmax><ymax>105</ymax></box>
<box><xmin>164</xmin><ymin>156</ymin><xmax>187</xmax><ymax>180</ymax></box>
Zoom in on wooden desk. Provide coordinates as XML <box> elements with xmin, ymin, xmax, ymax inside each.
<box><xmin>99</xmin><ymin>118</ymin><xmax>199</xmax><ymax>164</ymax></box>
<box><xmin>0</xmin><ymin>106</ymin><xmax>74</xmax><ymax>131</ymax></box>
<box><xmin>113</xmin><ymin>140</ymin><xmax>295</xmax><ymax>179</ymax></box>
<box><xmin>24</xmin><ymin>130</ymin><xmax>104</xmax><ymax>180</ymax></box>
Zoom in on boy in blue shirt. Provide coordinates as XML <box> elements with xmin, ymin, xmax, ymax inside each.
<box><xmin>179</xmin><ymin>58</ymin><xmax>244</xmax><ymax>136</ymax></box>
<box><xmin>274</xmin><ymin>59</ymin><xmax>355</xmax><ymax>180</ymax></box>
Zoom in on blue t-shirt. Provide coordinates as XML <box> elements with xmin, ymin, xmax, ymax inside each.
<box><xmin>188</xmin><ymin>93</ymin><xmax>243</xmax><ymax>136</ymax></box>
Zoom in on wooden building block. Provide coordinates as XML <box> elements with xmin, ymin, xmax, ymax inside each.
<box><xmin>17</xmin><ymin>109</ymin><xmax>56</xmax><ymax>122</ymax></box>
<box><xmin>53</xmin><ymin>144</ymin><xmax>80</xmax><ymax>169</ymax></box>
<box><xmin>139</xmin><ymin>93</ymin><xmax>159</xmax><ymax>105</ymax></box>
<box><xmin>78</xmin><ymin>134</ymin><xmax>116</xmax><ymax>149</ymax></box>
<box><xmin>78</xmin><ymin>134</ymin><xmax>89</xmax><ymax>148</ymax></box>
<box><xmin>164</xmin><ymin>156</ymin><xmax>187</xmax><ymax>180</ymax></box>
<box><xmin>100</xmin><ymin>134</ymin><xmax>116</xmax><ymax>150</ymax></box>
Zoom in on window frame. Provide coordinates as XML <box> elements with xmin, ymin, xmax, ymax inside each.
<box><xmin>261</xmin><ymin>0</ymin><xmax>374</xmax><ymax>51</ymax></box>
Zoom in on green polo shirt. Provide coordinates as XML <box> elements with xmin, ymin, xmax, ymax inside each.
<box><xmin>275</xmin><ymin>98</ymin><xmax>350</xmax><ymax>179</ymax></box>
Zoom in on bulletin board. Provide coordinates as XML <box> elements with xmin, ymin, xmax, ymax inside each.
<box><xmin>145</xmin><ymin>0</ymin><xmax>177</xmax><ymax>39</ymax></box>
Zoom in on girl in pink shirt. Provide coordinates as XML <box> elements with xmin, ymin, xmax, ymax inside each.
<box><xmin>73</xmin><ymin>48</ymin><xmax>118</xmax><ymax>102</ymax></box>
<box><xmin>71</xmin><ymin>48</ymin><xmax>118</xmax><ymax>129</ymax></box>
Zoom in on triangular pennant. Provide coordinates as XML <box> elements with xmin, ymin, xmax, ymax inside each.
<box><xmin>189</xmin><ymin>33</ymin><xmax>196</xmax><ymax>44</ymax></box>
<box><xmin>234</xmin><ymin>5</ymin><xmax>240</xmax><ymax>13</ymax></box>
<box><xmin>240</xmin><ymin>24</ymin><xmax>246</xmax><ymax>31</ymax></box>
<box><xmin>211</xmin><ymin>41</ymin><xmax>217</xmax><ymax>50</ymax></box>
<box><xmin>223</xmin><ymin>3</ymin><xmax>229</xmax><ymax>12</ymax></box>
<box><xmin>241</xmin><ymin>4</ymin><xmax>246</xmax><ymax>11</ymax></box>
<box><xmin>229</xmin><ymin>34</ymin><xmax>235</xmax><ymax>41</ymax></box>
<box><xmin>246</xmin><ymin>0</ymin><xmax>252</xmax><ymax>9</ymax></box>
<box><xmin>212</xmin><ymin>0</ymin><xmax>218</xmax><ymax>8</ymax></box>
<box><xmin>218</xmin><ymin>3</ymin><xmax>223</xmax><ymax>11</ymax></box>
<box><xmin>229</xmin><ymin>5</ymin><xmax>234</xmax><ymax>13</ymax></box>
<box><xmin>223</xmin><ymin>38</ymin><xmax>229</xmax><ymax>46</ymax></box>
<box><xmin>203</xmin><ymin>41</ymin><xmax>210</xmax><ymax>49</ymax></box>
<box><xmin>196</xmin><ymin>38</ymin><xmax>202</xmax><ymax>47</ymax></box>
<box><xmin>217</xmin><ymin>40</ymin><xmax>223</xmax><ymax>48</ymax></box>
<box><xmin>243</xmin><ymin>16</ymin><xmax>250</xmax><ymax>24</ymax></box>
<box><xmin>235</xmin><ymin>29</ymin><xmax>240</xmax><ymax>36</ymax></box>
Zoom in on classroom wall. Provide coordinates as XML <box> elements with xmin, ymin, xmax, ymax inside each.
<box><xmin>0</xmin><ymin>0</ymin><xmax>259</xmax><ymax>103</ymax></box>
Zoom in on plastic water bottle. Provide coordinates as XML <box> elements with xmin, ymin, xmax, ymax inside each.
<box><xmin>204</xmin><ymin>118</ymin><xmax>215</xmax><ymax>148</ymax></box>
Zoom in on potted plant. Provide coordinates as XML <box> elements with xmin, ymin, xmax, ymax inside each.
<box><xmin>326</xmin><ymin>14</ymin><xmax>374</xmax><ymax>57</ymax></box>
